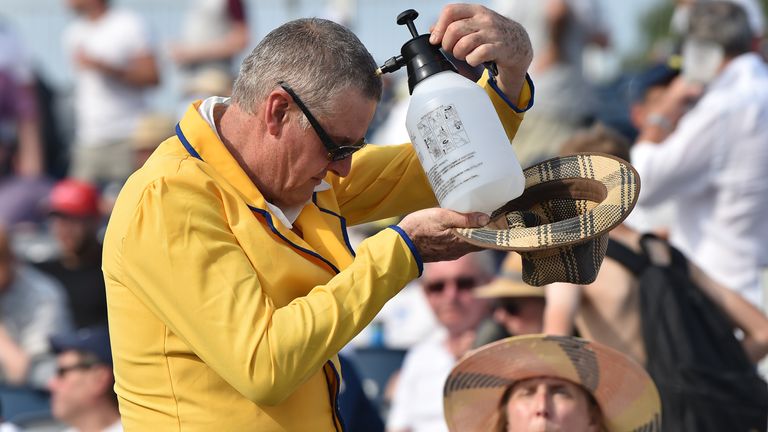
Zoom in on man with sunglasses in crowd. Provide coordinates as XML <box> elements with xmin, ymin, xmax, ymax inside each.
<box><xmin>48</xmin><ymin>325</ymin><xmax>121</xmax><ymax>432</ymax></box>
<box><xmin>388</xmin><ymin>251</ymin><xmax>495</xmax><ymax>432</ymax></box>
<box><xmin>102</xmin><ymin>3</ymin><xmax>533</xmax><ymax>430</ymax></box>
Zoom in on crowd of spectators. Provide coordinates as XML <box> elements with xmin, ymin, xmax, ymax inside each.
<box><xmin>1</xmin><ymin>0</ymin><xmax>767</xmax><ymax>431</ymax></box>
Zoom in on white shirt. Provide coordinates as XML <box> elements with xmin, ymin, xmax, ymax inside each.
<box><xmin>64</xmin><ymin>9</ymin><xmax>153</xmax><ymax>145</ymax></box>
<box><xmin>387</xmin><ymin>330</ymin><xmax>454</xmax><ymax>432</ymax></box>
<box><xmin>630</xmin><ymin>53</ymin><xmax>768</xmax><ymax>307</ymax></box>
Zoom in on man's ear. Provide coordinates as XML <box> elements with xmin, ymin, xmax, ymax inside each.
<box><xmin>264</xmin><ymin>90</ymin><xmax>292</xmax><ymax>137</ymax></box>
<box><xmin>90</xmin><ymin>365</ymin><xmax>114</xmax><ymax>395</ymax></box>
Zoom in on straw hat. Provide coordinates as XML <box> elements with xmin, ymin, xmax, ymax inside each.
<box><xmin>474</xmin><ymin>253</ymin><xmax>544</xmax><ymax>299</ymax></box>
<box><xmin>454</xmin><ymin>153</ymin><xmax>639</xmax><ymax>286</ymax></box>
<box><xmin>132</xmin><ymin>114</ymin><xmax>176</xmax><ymax>151</ymax></box>
<box><xmin>443</xmin><ymin>334</ymin><xmax>661</xmax><ymax>432</ymax></box>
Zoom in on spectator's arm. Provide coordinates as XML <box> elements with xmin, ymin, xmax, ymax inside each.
<box><xmin>0</xmin><ymin>325</ymin><xmax>30</xmax><ymax>385</ymax></box>
<box><xmin>543</xmin><ymin>282</ymin><xmax>581</xmax><ymax>336</ymax></box>
<box><xmin>76</xmin><ymin>49</ymin><xmax>159</xmax><ymax>88</ymax></box>
<box><xmin>14</xmin><ymin>83</ymin><xmax>43</xmax><ymax>177</ymax></box>
<box><xmin>690</xmin><ymin>264</ymin><xmax>768</xmax><ymax>363</ymax></box>
<box><xmin>169</xmin><ymin>22</ymin><xmax>249</xmax><ymax>65</ymax></box>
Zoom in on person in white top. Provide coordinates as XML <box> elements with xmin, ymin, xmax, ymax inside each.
<box><xmin>490</xmin><ymin>0</ymin><xmax>609</xmax><ymax>167</ymax></box>
<box><xmin>63</xmin><ymin>0</ymin><xmax>159</xmax><ymax>185</ymax></box>
<box><xmin>386</xmin><ymin>251</ymin><xmax>494</xmax><ymax>432</ymax></box>
<box><xmin>630</xmin><ymin>0</ymin><xmax>768</xmax><ymax>308</ymax></box>
<box><xmin>48</xmin><ymin>325</ymin><xmax>122</xmax><ymax>432</ymax></box>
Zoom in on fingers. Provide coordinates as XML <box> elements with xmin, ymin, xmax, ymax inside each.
<box><xmin>438</xmin><ymin>210</ymin><xmax>490</xmax><ymax>229</ymax></box>
<box><xmin>429</xmin><ymin>4</ymin><xmax>479</xmax><ymax>45</ymax></box>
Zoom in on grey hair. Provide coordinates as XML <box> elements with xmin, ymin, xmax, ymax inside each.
<box><xmin>231</xmin><ymin>18</ymin><xmax>382</xmax><ymax>123</ymax></box>
<box><xmin>688</xmin><ymin>1</ymin><xmax>753</xmax><ymax>56</ymax></box>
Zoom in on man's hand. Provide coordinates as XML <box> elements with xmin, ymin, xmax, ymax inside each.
<box><xmin>397</xmin><ymin>208</ymin><xmax>489</xmax><ymax>263</ymax></box>
<box><xmin>429</xmin><ymin>4</ymin><xmax>533</xmax><ymax>100</ymax></box>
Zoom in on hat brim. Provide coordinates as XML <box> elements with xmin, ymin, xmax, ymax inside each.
<box><xmin>454</xmin><ymin>153</ymin><xmax>640</xmax><ymax>251</ymax></box>
<box><xmin>443</xmin><ymin>335</ymin><xmax>661</xmax><ymax>432</ymax></box>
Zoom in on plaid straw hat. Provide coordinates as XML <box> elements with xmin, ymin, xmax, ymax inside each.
<box><xmin>455</xmin><ymin>153</ymin><xmax>639</xmax><ymax>286</ymax></box>
<box><xmin>443</xmin><ymin>334</ymin><xmax>661</xmax><ymax>432</ymax></box>
<box><xmin>474</xmin><ymin>253</ymin><xmax>544</xmax><ymax>299</ymax></box>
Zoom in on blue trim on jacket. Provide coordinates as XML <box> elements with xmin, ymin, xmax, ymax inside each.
<box><xmin>487</xmin><ymin>72</ymin><xmax>536</xmax><ymax>113</ymax></box>
<box><xmin>388</xmin><ymin>225</ymin><xmax>423</xmax><ymax>276</ymax></box>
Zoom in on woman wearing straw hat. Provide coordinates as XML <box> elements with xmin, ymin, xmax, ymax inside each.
<box><xmin>443</xmin><ymin>335</ymin><xmax>661</xmax><ymax>432</ymax></box>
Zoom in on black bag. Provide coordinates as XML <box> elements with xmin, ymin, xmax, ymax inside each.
<box><xmin>606</xmin><ymin>235</ymin><xmax>768</xmax><ymax>432</ymax></box>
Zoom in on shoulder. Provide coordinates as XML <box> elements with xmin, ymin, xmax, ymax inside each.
<box><xmin>14</xmin><ymin>265</ymin><xmax>67</xmax><ymax>300</ymax></box>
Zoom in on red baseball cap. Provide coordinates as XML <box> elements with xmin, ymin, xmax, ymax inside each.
<box><xmin>49</xmin><ymin>178</ymin><xmax>100</xmax><ymax>217</ymax></box>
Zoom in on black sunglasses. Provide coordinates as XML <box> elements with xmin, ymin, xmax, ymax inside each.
<box><xmin>56</xmin><ymin>361</ymin><xmax>98</xmax><ymax>378</ymax></box>
<box><xmin>278</xmin><ymin>81</ymin><xmax>367</xmax><ymax>161</ymax></box>
<box><xmin>496</xmin><ymin>299</ymin><xmax>520</xmax><ymax>316</ymax></box>
<box><xmin>424</xmin><ymin>276</ymin><xmax>479</xmax><ymax>295</ymax></box>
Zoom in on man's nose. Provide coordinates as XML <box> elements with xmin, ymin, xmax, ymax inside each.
<box><xmin>328</xmin><ymin>156</ymin><xmax>353</xmax><ymax>177</ymax></box>
<box><xmin>533</xmin><ymin>386</ymin><xmax>551</xmax><ymax>418</ymax></box>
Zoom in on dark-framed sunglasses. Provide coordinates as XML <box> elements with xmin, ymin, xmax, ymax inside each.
<box><xmin>278</xmin><ymin>81</ymin><xmax>367</xmax><ymax>161</ymax></box>
<box><xmin>424</xmin><ymin>276</ymin><xmax>480</xmax><ymax>295</ymax></box>
<box><xmin>56</xmin><ymin>361</ymin><xmax>98</xmax><ymax>378</ymax></box>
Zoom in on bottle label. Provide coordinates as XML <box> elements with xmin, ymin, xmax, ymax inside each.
<box><xmin>417</xmin><ymin>104</ymin><xmax>470</xmax><ymax>162</ymax></box>
<box><xmin>412</xmin><ymin>104</ymin><xmax>482</xmax><ymax>202</ymax></box>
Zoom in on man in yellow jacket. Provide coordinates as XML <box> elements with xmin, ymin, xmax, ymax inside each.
<box><xmin>103</xmin><ymin>4</ymin><xmax>534</xmax><ymax>431</ymax></box>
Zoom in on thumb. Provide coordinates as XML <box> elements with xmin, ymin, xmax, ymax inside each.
<box><xmin>441</xmin><ymin>210</ymin><xmax>490</xmax><ymax>229</ymax></box>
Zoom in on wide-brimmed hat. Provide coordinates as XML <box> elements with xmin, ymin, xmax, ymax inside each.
<box><xmin>474</xmin><ymin>253</ymin><xmax>543</xmax><ymax>299</ymax></box>
<box><xmin>443</xmin><ymin>334</ymin><xmax>661</xmax><ymax>432</ymax></box>
<box><xmin>454</xmin><ymin>153</ymin><xmax>639</xmax><ymax>286</ymax></box>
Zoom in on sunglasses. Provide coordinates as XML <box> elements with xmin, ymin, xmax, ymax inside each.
<box><xmin>496</xmin><ymin>300</ymin><xmax>520</xmax><ymax>316</ymax></box>
<box><xmin>278</xmin><ymin>82</ymin><xmax>367</xmax><ymax>161</ymax></box>
<box><xmin>56</xmin><ymin>361</ymin><xmax>97</xmax><ymax>378</ymax></box>
<box><xmin>424</xmin><ymin>276</ymin><xmax>479</xmax><ymax>295</ymax></box>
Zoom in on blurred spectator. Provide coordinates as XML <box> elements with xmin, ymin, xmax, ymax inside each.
<box><xmin>169</xmin><ymin>0</ymin><xmax>248</xmax><ymax>112</ymax></box>
<box><xmin>34</xmin><ymin>179</ymin><xmax>106</xmax><ymax>329</ymax></box>
<box><xmin>492</xmin><ymin>0</ymin><xmax>608</xmax><ymax>166</ymax></box>
<box><xmin>623</xmin><ymin>60</ymin><xmax>680</xmax><ymax>237</ymax></box>
<box><xmin>386</xmin><ymin>251</ymin><xmax>494</xmax><ymax>432</ymax></box>
<box><xmin>0</xmin><ymin>16</ymin><xmax>43</xmax><ymax>178</ymax></box>
<box><xmin>548</xmin><ymin>123</ymin><xmax>768</xmax><ymax>363</ymax></box>
<box><xmin>99</xmin><ymin>113</ymin><xmax>176</xmax><ymax>217</ymax></box>
<box><xmin>0</xmin><ymin>17</ymin><xmax>53</xmax><ymax>228</ymax></box>
<box><xmin>63</xmin><ymin>0</ymin><xmax>159</xmax><ymax>186</ymax></box>
<box><xmin>0</xmin><ymin>225</ymin><xmax>73</xmax><ymax>389</ymax></box>
<box><xmin>130</xmin><ymin>113</ymin><xmax>175</xmax><ymax>170</ymax></box>
<box><xmin>671</xmin><ymin>0</ymin><xmax>765</xmax><ymax>40</ymax></box>
<box><xmin>547</xmin><ymin>122</ymin><xmax>768</xmax><ymax>431</ymax></box>
<box><xmin>631</xmin><ymin>0</ymin><xmax>768</xmax><ymax>307</ymax></box>
<box><xmin>48</xmin><ymin>324</ymin><xmax>121</xmax><ymax>432</ymax></box>
<box><xmin>443</xmin><ymin>335</ymin><xmax>662</xmax><ymax>432</ymax></box>
<box><xmin>474</xmin><ymin>252</ymin><xmax>545</xmax><ymax>340</ymax></box>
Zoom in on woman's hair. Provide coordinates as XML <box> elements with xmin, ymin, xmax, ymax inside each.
<box><xmin>231</xmin><ymin>18</ymin><xmax>382</xmax><ymax>122</ymax></box>
<box><xmin>494</xmin><ymin>379</ymin><xmax>607</xmax><ymax>432</ymax></box>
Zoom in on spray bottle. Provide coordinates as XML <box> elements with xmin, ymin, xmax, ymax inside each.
<box><xmin>378</xmin><ymin>9</ymin><xmax>525</xmax><ymax>215</ymax></box>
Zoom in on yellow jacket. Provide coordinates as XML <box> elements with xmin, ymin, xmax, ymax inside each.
<box><xmin>103</xmin><ymin>73</ymin><xmax>530</xmax><ymax>431</ymax></box>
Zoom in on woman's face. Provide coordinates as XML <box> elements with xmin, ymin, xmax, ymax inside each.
<box><xmin>504</xmin><ymin>377</ymin><xmax>601</xmax><ymax>432</ymax></box>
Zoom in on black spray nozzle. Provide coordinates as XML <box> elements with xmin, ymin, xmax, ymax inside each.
<box><xmin>377</xmin><ymin>9</ymin><xmax>457</xmax><ymax>93</ymax></box>
<box><xmin>397</xmin><ymin>9</ymin><xmax>420</xmax><ymax>37</ymax></box>
<box><xmin>377</xmin><ymin>55</ymin><xmax>406</xmax><ymax>75</ymax></box>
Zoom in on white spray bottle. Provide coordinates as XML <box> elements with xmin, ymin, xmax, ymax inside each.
<box><xmin>378</xmin><ymin>9</ymin><xmax>526</xmax><ymax>215</ymax></box>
